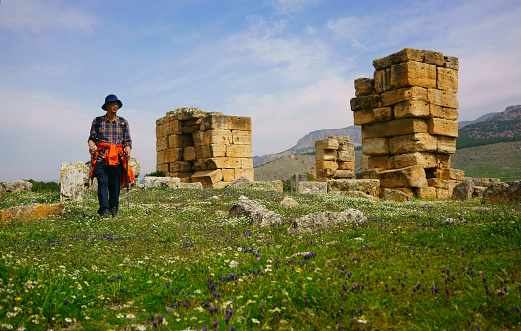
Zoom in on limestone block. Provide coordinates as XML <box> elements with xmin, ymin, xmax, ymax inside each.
<box><xmin>203</xmin><ymin>114</ymin><xmax>229</xmax><ymax>130</ymax></box>
<box><xmin>361</xmin><ymin>118</ymin><xmax>428</xmax><ymax>139</ymax></box>
<box><xmin>157</xmin><ymin>150</ymin><xmax>165</xmax><ymax>165</ymax></box>
<box><xmin>436</xmin><ymin>188</ymin><xmax>450</xmax><ymax>200</ymax></box>
<box><xmin>222</xmin><ymin>169</ymin><xmax>235</xmax><ymax>182</ymax></box>
<box><xmin>204</xmin><ymin>129</ymin><xmax>232</xmax><ymax>145</ymax></box>
<box><xmin>429</xmin><ymin>105</ymin><xmax>459</xmax><ymax>120</ymax></box>
<box><xmin>4</xmin><ymin>180</ymin><xmax>32</xmax><ymax>193</ymax></box>
<box><xmin>373</xmin><ymin>107</ymin><xmax>393</xmax><ymax>121</ymax></box>
<box><xmin>194</xmin><ymin>158</ymin><xmax>209</xmax><ymax>171</ymax></box>
<box><xmin>473</xmin><ymin>186</ymin><xmax>487</xmax><ymax>198</ymax></box>
<box><xmin>350</xmin><ymin>94</ymin><xmax>382</xmax><ymax>111</ymax></box>
<box><xmin>434</xmin><ymin>168</ymin><xmax>465</xmax><ymax>181</ymax></box>
<box><xmin>227</xmin><ymin>145</ymin><xmax>252</xmax><ymax>158</ymax></box>
<box><xmin>437</xmin><ymin>136</ymin><xmax>457</xmax><ymax>154</ymax></box>
<box><xmin>156</xmin><ymin>163</ymin><xmax>168</xmax><ymax>174</ymax></box>
<box><xmin>235</xmin><ymin>168</ymin><xmax>254</xmax><ymax>181</ymax></box>
<box><xmin>361</xmin><ymin>154</ymin><xmax>369</xmax><ymax>170</ymax></box>
<box><xmin>422</xmin><ymin>50</ymin><xmax>445</xmax><ymax>66</ymax></box>
<box><xmin>332</xmin><ymin>170</ymin><xmax>355</xmax><ymax>179</ymax></box>
<box><xmin>183</xmin><ymin>147</ymin><xmax>197</xmax><ymax>161</ymax></box>
<box><xmin>316</xmin><ymin>149</ymin><xmax>336</xmax><ymax>161</ymax></box>
<box><xmin>179</xmin><ymin>182</ymin><xmax>204</xmax><ymax>189</ymax></box>
<box><xmin>144</xmin><ymin>176</ymin><xmax>180</xmax><ymax>189</ymax></box>
<box><xmin>373</xmin><ymin>48</ymin><xmax>423</xmax><ymax>70</ymax></box>
<box><xmin>191</xmin><ymin>170</ymin><xmax>223</xmax><ymax>188</ymax></box>
<box><xmin>392</xmin><ymin>187</ymin><xmax>416</xmax><ymax>197</ymax></box>
<box><xmin>209</xmin><ymin>144</ymin><xmax>227</xmax><ymax>158</ymax></box>
<box><xmin>192</xmin><ymin>131</ymin><xmax>204</xmax><ymax>146</ymax></box>
<box><xmin>315</xmin><ymin>139</ymin><xmax>339</xmax><ymax>150</ymax></box>
<box><xmin>168</xmin><ymin>107</ymin><xmax>209</xmax><ymax>121</ymax></box>
<box><xmin>228</xmin><ymin>116</ymin><xmax>252</xmax><ymax>131</ymax></box>
<box><xmin>172</xmin><ymin>173</ymin><xmax>192</xmax><ymax>183</ymax></box>
<box><xmin>354</xmin><ymin>78</ymin><xmax>376</xmax><ymax>96</ymax></box>
<box><xmin>483</xmin><ymin>181</ymin><xmax>521</xmax><ymax>204</ymax></box>
<box><xmin>182</xmin><ymin>124</ymin><xmax>200</xmax><ymax>134</ymax></box>
<box><xmin>436</xmin><ymin>154</ymin><xmax>451</xmax><ymax>168</ymax></box>
<box><xmin>327</xmin><ymin>179</ymin><xmax>380</xmax><ymax>197</ymax></box>
<box><xmin>183</xmin><ymin>134</ymin><xmax>194</xmax><ymax>148</ymax></box>
<box><xmin>208</xmin><ymin>157</ymin><xmax>241</xmax><ymax>170</ymax></box>
<box><xmin>444</xmin><ymin>56</ymin><xmax>459</xmax><ymax>70</ymax></box>
<box><xmin>170</xmin><ymin>119</ymin><xmax>182</xmax><ymax>135</ymax></box>
<box><xmin>330</xmin><ymin>135</ymin><xmax>350</xmax><ymax>142</ymax></box>
<box><xmin>381</xmin><ymin>86</ymin><xmax>428</xmax><ymax>107</ymax></box>
<box><xmin>378</xmin><ymin>166</ymin><xmax>428</xmax><ymax>188</ymax></box>
<box><xmin>451</xmin><ymin>180</ymin><xmax>474</xmax><ymax>201</ymax></box>
<box><xmin>231</xmin><ymin>130</ymin><xmax>252</xmax><ymax>145</ymax></box>
<box><xmin>250</xmin><ymin>180</ymin><xmax>283</xmax><ymax>192</ymax></box>
<box><xmin>391</xmin><ymin>61</ymin><xmax>437</xmax><ymax>89</ymax></box>
<box><xmin>355</xmin><ymin>169</ymin><xmax>379</xmax><ymax>179</ymax></box>
<box><xmin>427</xmin><ymin>178</ymin><xmax>460</xmax><ymax>190</ymax></box>
<box><xmin>316</xmin><ymin>160</ymin><xmax>338</xmax><ymax>170</ymax></box>
<box><xmin>467</xmin><ymin>177</ymin><xmax>500</xmax><ymax>187</ymax></box>
<box><xmin>240</xmin><ymin>158</ymin><xmax>254</xmax><ymax>169</ymax></box>
<box><xmin>1</xmin><ymin>203</ymin><xmax>65</xmax><ymax>227</ymax></box>
<box><xmin>60</xmin><ymin>161</ymin><xmax>85</xmax><ymax>202</ymax></box>
<box><xmin>362</xmin><ymin>138</ymin><xmax>389</xmax><ymax>156</ymax></box>
<box><xmin>416</xmin><ymin>186</ymin><xmax>437</xmax><ymax>199</ymax></box>
<box><xmin>170</xmin><ymin>161</ymin><xmax>192</xmax><ymax>173</ymax></box>
<box><xmin>290</xmin><ymin>173</ymin><xmax>308</xmax><ymax>193</ymax></box>
<box><xmin>389</xmin><ymin>133</ymin><xmax>437</xmax><ymax>154</ymax></box>
<box><xmin>156</xmin><ymin>136</ymin><xmax>168</xmax><ymax>151</ymax></box>
<box><xmin>374</xmin><ymin>68</ymin><xmax>391</xmax><ymax>93</ymax></box>
<box><xmin>168</xmin><ymin>134</ymin><xmax>184</xmax><ymax>149</ymax></box>
<box><xmin>353</xmin><ymin>109</ymin><xmax>376</xmax><ymax>125</ymax></box>
<box><xmin>338</xmin><ymin>140</ymin><xmax>355</xmax><ymax>152</ymax></box>
<box><xmin>195</xmin><ymin>146</ymin><xmax>209</xmax><ymax>159</ymax></box>
<box><xmin>317</xmin><ymin>168</ymin><xmax>335</xmax><ymax>178</ymax></box>
<box><xmin>165</xmin><ymin>148</ymin><xmax>183</xmax><ymax>163</ymax></box>
<box><xmin>128</xmin><ymin>156</ymin><xmax>141</xmax><ymax>179</ymax></box>
<box><xmin>393</xmin><ymin>152</ymin><xmax>436</xmax><ymax>169</ymax></box>
<box><xmin>381</xmin><ymin>189</ymin><xmax>413</xmax><ymax>202</ymax></box>
<box><xmin>156</xmin><ymin>121</ymin><xmax>168</xmax><ymax>138</ymax></box>
<box><xmin>298</xmin><ymin>181</ymin><xmax>328</xmax><ymax>194</ymax></box>
<box><xmin>368</xmin><ymin>155</ymin><xmax>394</xmax><ymax>170</ymax></box>
<box><xmin>336</xmin><ymin>150</ymin><xmax>355</xmax><ymax>162</ymax></box>
<box><xmin>337</xmin><ymin>161</ymin><xmax>355</xmax><ymax>171</ymax></box>
<box><xmin>437</xmin><ymin>67</ymin><xmax>458</xmax><ymax>92</ymax></box>
<box><xmin>393</xmin><ymin>100</ymin><xmax>430</xmax><ymax>119</ymax></box>
<box><xmin>428</xmin><ymin>118</ymin><xmax>458</xmax><ymax>138</ymax></box>
<box><xmin>427</xmin><ymin>89</ymin><xmax>459</xmax><ymax>109</ymax></box>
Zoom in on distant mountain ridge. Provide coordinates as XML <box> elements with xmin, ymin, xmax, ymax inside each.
<box><xmin>288</xmin><ymin>126</ymin><xmax>361</xmax><ymax>152</ymax></box>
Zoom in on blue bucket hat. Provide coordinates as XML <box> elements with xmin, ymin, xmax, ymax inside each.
<box><xmin>101</xmin><ymin>94</ymin><xmax>123</xmax><ymax>110</ymax></box>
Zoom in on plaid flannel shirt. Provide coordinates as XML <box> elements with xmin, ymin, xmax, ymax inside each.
<box><xmin>88</xmin><ymin>115</ymin><xmax>132</xmax><ymax>160</ymax></box>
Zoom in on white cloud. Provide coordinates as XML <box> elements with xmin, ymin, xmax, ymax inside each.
<box><xmin>0</xmin><ymin>0</ymin><xmax>97</xmax><ymax>34</ymax></box>
<box><xmin>270</xmin><ymin>0</ymin><xmax>321</xmax><ymax>14</ymax></box>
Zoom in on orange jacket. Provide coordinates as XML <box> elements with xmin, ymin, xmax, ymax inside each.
<box><xmin>90</xmin><ymin>143</ymin><xmax>135</xmax><ymax>185</ymax></box>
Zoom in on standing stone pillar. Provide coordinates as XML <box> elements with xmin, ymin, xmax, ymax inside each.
<box><xmin>60</xmin><ymin>161</ymin><xmax>85</xmax><ymax>202</ymax></box>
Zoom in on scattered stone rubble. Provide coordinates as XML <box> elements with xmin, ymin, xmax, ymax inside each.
<box><xmin>228</xmin><ymin>197</ymin><xmax>282</xmax><ymax>227</ymax></box>
<box><xmin>351</xmin><ymin>48</ymin><xmax>464</xmax><ymax>199</ymax></box>
<box><xmin>156</xmin><ymin>108</ymin><xmax>253</xmax><ymax>188</ymax></box>
<box><xmin>1</xmin><ymin>203</ymin><xmax>65</xmax><ymax>227</ymax></box>
<box><xmin>3</xmin><ymin>180</ymin><xmax>32</xmax><ymax>193</ymax></box>
<box><xmin>483</xmin><ymin>180</ymin><xmax>521</xmax><ymax>204</ymax></box>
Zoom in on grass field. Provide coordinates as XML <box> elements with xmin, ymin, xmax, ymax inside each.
<box><xmin>0</xmin><ymin>187</ymin><xmax>520</xmax><ymax>330</ymax></box>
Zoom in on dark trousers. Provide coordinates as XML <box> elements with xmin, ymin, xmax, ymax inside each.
<box><xmin>93</xmin><ymin>160</ymin><xmax>123</xmax><ymax>216</ymax></box>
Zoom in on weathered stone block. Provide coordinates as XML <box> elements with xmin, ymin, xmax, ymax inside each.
<box><xmin>156</xmin><ymin>136</ymin><xmax>168</xmax><ymax>151</ymax></box>
<box><xmin>428</xmin><ymin>118</ymin><xmax>458</xmax><ymax>137</ymax></box>
<box><xmin>427</xmin><ymin>89</ymin><xmax>459</xmax><ymax>109</ymax></box>
<box><xmin>367</xmin><ymin>155</ymin><xmax>394</xmax><ymax>170</ymax></box>
<box><xmin>204</xmin><ymin>129</ymin><xmax>232</xmax><ymax>145</ymax></box>
<box><xmin>191</xmin><ymin>170</ymin><xmax>223</xmax><ymax>188</ymax></box>
<box><xmin>183</xmin><ymin>147</ymin><xmax>196</xmax><ymax>161</ymax></box>
<box><xmin>362</xmin><ymin>138</ymin><xmax>389</xmax><ymax>156</ymax></box>
<box><xmin>393</xmin><ymin>100</ymin><xmax>430</xmax><ymax>119</ymax></box>
<box><xmin>373</xmin><ymin>107</ymin><xmax>394</xmax><ymax>122</ymax></box>
<box><xmin>393</xmin><ymin>152</ymin><xmax>436</xmax><ymax>169</ymax></box>
<box><xmin>165</xmin><ymin>148</ymin><xmax>183</xmax><ymax>163</ymax></box>
<box><xmin>391</xmin><ymin>61</ymin><xmax>437</xmax><ymax>89</ymax></box>
<box><xmin>297</xmin><ymin>181</ymin><xmax>328</xmax><ymax>194</ymax></box>
<box><xmin>1</xmin><ymin>203</ymin><xmax>65</xmax><ymax>227</ymax></box>
<box><xmin>350</xmin><ymin>94</ymin><xmax>382</xmax><ymax>111</ymax></box>
<box><xmin>381</xmin><ymin>86</ymin><xmax>428</xmax><ymax>106</ymax></box>
<box><xmin>483</xmin><ymin>181</ymin><xmax>521</xmax><ymax>204</ymax></box>
<box><xmin>378</xmin><ymin>166</ymin><xmax>427</xmax><ymax>188</ymax></box>
<box><xmin>316</xmin><ymin>160</ymin><xmax>338</xmax><ymax>170</ymax></box>
<box><xmin>227</xmin><ymin>145</ymin><xmax>252</xmax><ymax>158</ymax></box>
<box><xmin>381</xmin><ymin>189</ymin><xmax>413</xmax><ymax>202</ymax></box>
<box><xmin>317</xmin><ymin>168</ymin><xmax>336</xmax><ymax>178</ymax></box>
<box><xmin>316</xmin><ymin>149</ymin><xmax>336</xmax><ymax>161</ymax></box>
<box><xmin>373</xmin><ymin>48</ymin><xmax>423</xmax><ymax>70</ymax></box>
<box><xmin>355</xmin><ymin>169</ymin><xmax>379</xmax><ymax>179</ymax></box>
<box><xmin>192</xmin><ymin>131</ymin><xmax>204</xmax><ymax>146</ymax></box>
<box><xmin>437</xmin><ymin>67</ymin><xmax>458</xmax><ymax>92</ymax></box>
<box><xmin>333</xmin><ymin>170</ymin><xmax>355</xmax><ymax>179</ymax></box>
<box><xmin>389</xmin><ymin>133</ymin><xmax>437</xmax><ymax>154</ymax></box>
<box><xmin>170</xmin><ymin>161</ymin><xmax>192</xmax><ymax>173</ymax></box>
<box><xmin>144</xmin><ymin>176</ymin><xmax>181</xmax><ymax>189</ymax></box>
<box><xmin>434</xmin><ymin>168</ymin><xmax>465</xmax><ymax>181</ymax></box>
<box><xmin>240</xmin><ymin>158</ymin><xmax>253</xmax><ymax>169</ymax></box>
<box><xmin>208</xmin><ymin>157</ymin><xmax>241</xmax><ymax>170</ymax></box>
<box><xmin>436</xmin><ymin>153</ymin><xmax>451</xmax><ymax>168</ymax></box>
<box><xmin>416</xmin><ymin>186</ymin><xmax>437</xmax><ymax>199</ymax></box>
<box><xmin>338</xmin><ymin>140</ymin><xmax>355</xmax><ymax>152</ymax></box>
<box><xmin>168</xmin><ymin>134</ymin><xmax>184</xmax><ymax>149</ymax></box>
<box><xmin>336</xmin><ymin>150</ymin><xmax>355</xmax><ymax>162</ymax></box>
<box><xmin>156</xmin><ymin>150</ymin><xmax>165</xmax><ymax>166</ymax></box>
<box><xmin>452</xmin><ymin>180</ymin><xmax>474</xmax><ymax>201</ymax></box>
<box><xmin>422</xmin><ymin>50</ymin><xmax>445</xmax><ymax>66</ymax></box>
<box><xmin>361</xmin><ymin>118</ymin><xmax>428</xmax><ymax>139</ymax></box>
<box><xmin>231</xmin><ymin>130</ymin><xmax>252</xmax><ymax>145</ymax></box>
<box><xmin>234</xmin><ymin>168</ymin><xmax>254</xmax><ymax>181</ymax></box>
<box><xmin>337</xmin><ymin>161</ymin><xmax>355</xmax><ymax>171</ymax></box>
<box><xmin>209</xmin><ymin>144</ymin><xmax>227</xmax><ymax>158</ymax></box>
<box><xmin>374</xmin><ymin>68</ymin><xmax>391</xmax><ymax>93</ymax></box>
<box><xmin>228</xmin><ymin>116</ymin><xmax>252</xmax><ymax>131</ymax></box>
<box><xmin>60</xmin><ymin>162</ymin><xmax>84</xmax><ymax>202</ymax></box>
<box><xmin>436</xmin><ymin>188</ymin><xmax>450</xmax><ymax>200</ymax></box>
<box><xmin>353</xmin><ymin>109</ymin><xmax>376</xmax><ymax>125</ymax></box>
<box><xmin>444</xmin><ymin>56</ymin><xmax>459</xmax><ymax>70</ymax></box>
<box><xmin>327</xmin><ymin>179</ymin><xmax>380</xmax><ymax>197</ymax></box>
<box><xmin>437</xmin><ymin>136</ymin><xmax>457</xmax><ymax>154</ymax></box>
<box><xmin>354</xmin><ymin>78</ymin><xmax>376</xmax><ymax>96</ymax></box>
<box><xmin>203</xmin><ymin>114</ymin><xmax>229</xmax><ymax>130</ymax></box>
<box><xmin>429</xmin><ymin>105</ymin><xmax>458</xmax><ymax>120</ymax></box>
<box><xmin>315</xmin><ymin>139</ymin><xmax>339</xmax><ymax>150</ymax></box>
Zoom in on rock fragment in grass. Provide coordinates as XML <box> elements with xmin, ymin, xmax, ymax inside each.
<box><xmin>228</xmin><ymin>197</ymin><xmax>283</xmax><ymax>227</ymax></box>
<box><xmin>288</xmin><ymin>209</ymin><xmax>365</xmax><ymax>234</ymax></box>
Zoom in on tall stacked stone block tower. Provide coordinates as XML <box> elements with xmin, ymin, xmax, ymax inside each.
<box><xmin>156</xmin><ymin>108</ymin><xmax>253</xmax><ymax>188</ymax></box>
<box><xmin>315</xmin><ymin>136</ymin><xmax>355</xmax><ymax>182</ymax></box>
<box><xmin>351</xmin><ymin>48</ymin><xmax>464</xmax><ymax>199</ymax></box>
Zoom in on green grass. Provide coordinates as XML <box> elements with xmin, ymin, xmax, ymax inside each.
<box><xmin>0</xmin><ymin>188</ymin><xmax>520</xmax><ymax>330</ymax></box>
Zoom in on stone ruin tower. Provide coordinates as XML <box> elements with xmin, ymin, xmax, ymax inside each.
<box><xmin>156</xmin><ymin>108</ymin><xmax>253</xmax><ymax>188</ymax></box>
<box><xmin>351</xmin><ymin>48</ymin><xmax>464</xmax><ymax>199</ymax></box>
<box><xmin>315</xmin><ymin>136</ymin><xmax>355</xmax><ymax>181</ymax></box>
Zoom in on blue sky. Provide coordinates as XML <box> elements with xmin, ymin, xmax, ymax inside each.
<box><xmin>1</xmin><ymin>0</ymin><xmax>520</xmax><ymax>182</ymax></box>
